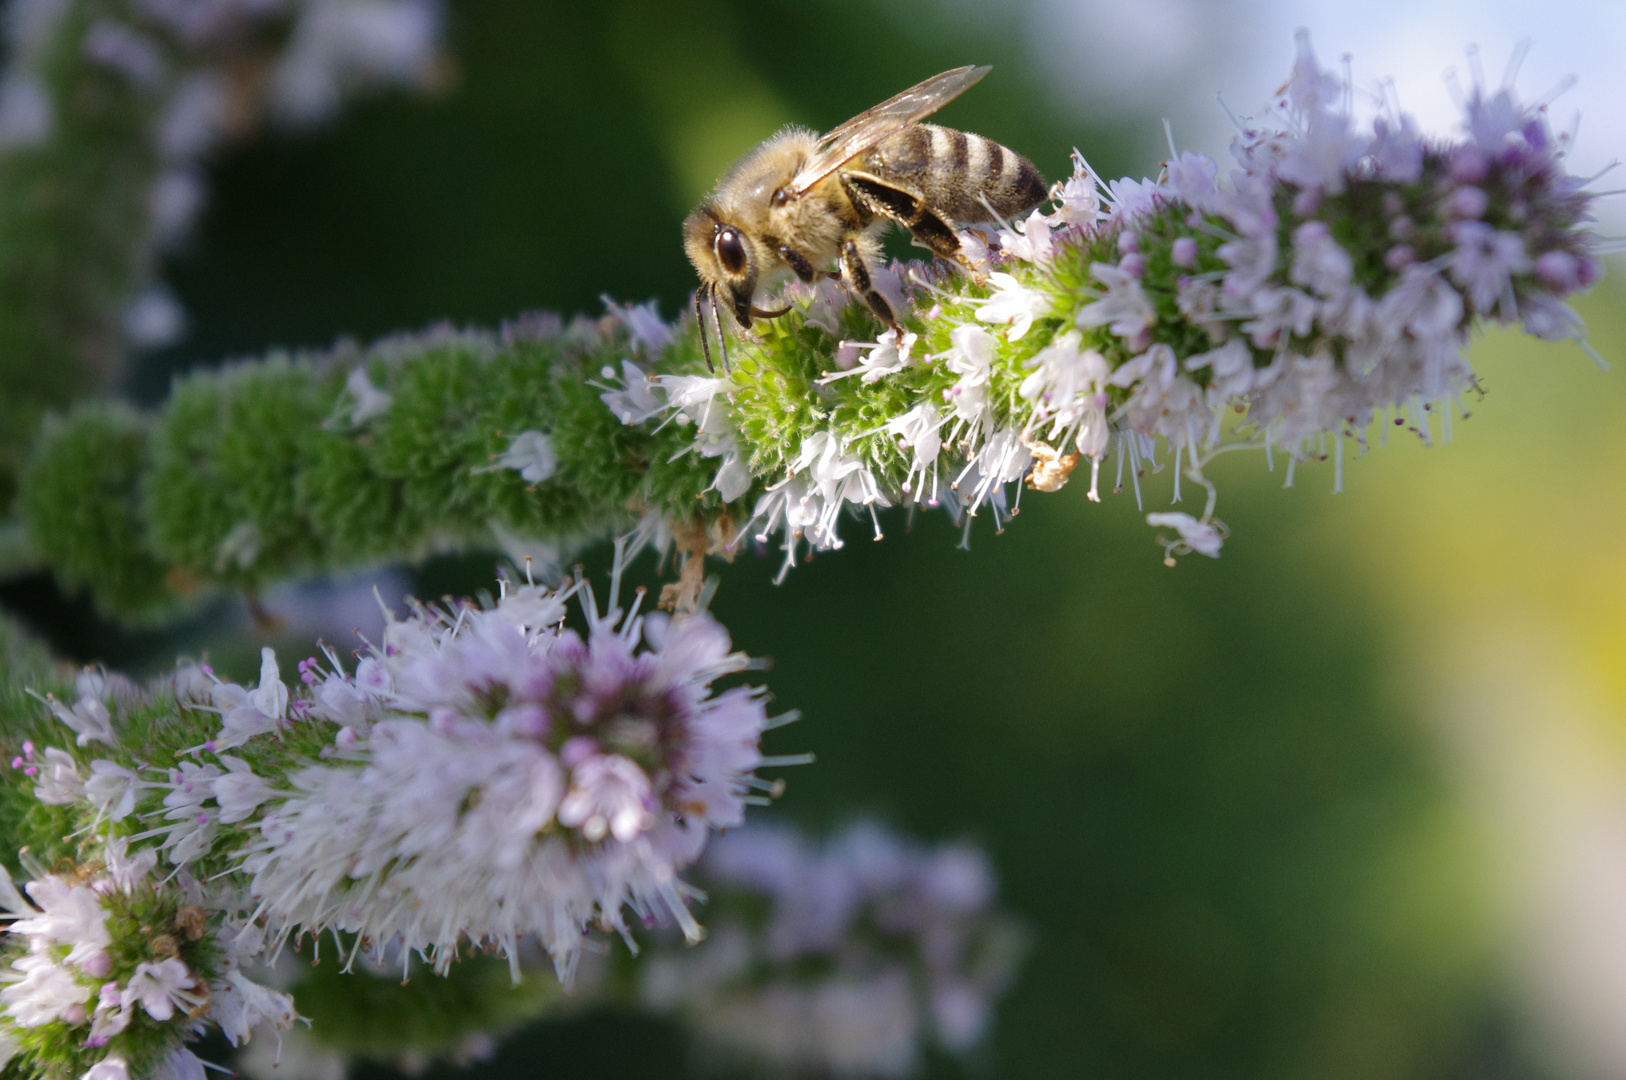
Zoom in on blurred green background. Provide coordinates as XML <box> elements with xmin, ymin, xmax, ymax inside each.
<box><xmin>16</xmin><ymin>0</ymin><xmax>1626</xmax><ymax>1076</ymax></box>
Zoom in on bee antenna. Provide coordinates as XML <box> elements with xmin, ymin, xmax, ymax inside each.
<box><xmin>695</xmin><ymin>289</ymin><xmax>715</xmax><ymax>373</ymax></box>
<box><xmin>710</xmin><ymin>287</ymin><xmax>731</xmax><ymax>372</ymax></box>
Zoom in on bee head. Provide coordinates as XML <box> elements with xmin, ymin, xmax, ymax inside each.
<box><xmin>683</xmin><ymin>209</ymin><xmax>759</xmax><ymax>328</ymax></box>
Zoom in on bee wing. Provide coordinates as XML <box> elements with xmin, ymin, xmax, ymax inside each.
<box><xmin>787</xmin><ymin>65</ymin><xmax>991</xmax><ymax>196</ymax></box>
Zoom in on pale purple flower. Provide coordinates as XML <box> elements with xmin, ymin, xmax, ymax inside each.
<box><xmin>1289</xmin><ymin>221</ymin><xmax>1354</xmax><ymax>297</ymax></box>
<box><xmin>1018</xmin><ymin>330</ymin><xmax>1111</xmax><ymax>456</ymax></box>
<box><xmin>1104</xmin><ymin>175</ymin><xmax>1162</xmax><ymax>220</ymax></box>
<box><xmin>803</xmin><ymin>278</ymin><xmax>851</xmax><ymax>334</ymax></box>
<box><xmin>235</xmin><ymin>578</ymin><xmax>774</xmax><ymax>984</ymax></box>
<box><xmin>158</xmin><ymin>761</ymin><xmax>222</xmax><ymax>864</ymax></box>
<box><xmin>1450</xmin><ymin>222</ymin><xmax>1528</xmax><ymax>316</ymax></box>
<box><xmin>1370</xmin><ymin>114</ymin><xmax>1424</xmax><ymax>182</ymax></box>
<box><xmin>83</xmin><ymin>20</ymin><xmax>164</xmax><ymax>87</ymax></box>
<box><xmin>557</xmin><ymin>753</ymin><xmax>655</xmax><ymax>843</ymax></box>
<box><xmin>85</xmin><ymin>980</ymin><xmax>130</xmax><ymax>1046</ymax></box>
<box><xmin>1164</xmin><ymin>151</ymin><xmax>1218</xmax><ymax>206</ymax></box>
<box><xmin>645</xmin><ymin>821</ymin><xmax>1023</xmax><ymax>1077</ymax></box>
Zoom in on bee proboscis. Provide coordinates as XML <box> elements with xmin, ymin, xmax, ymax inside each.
<box><xmin>683</xmin><ymin>66</ymin><xmax>1047</xmax><ymax>369</ymax></box>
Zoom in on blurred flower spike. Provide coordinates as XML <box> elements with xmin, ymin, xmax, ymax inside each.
<box><xmin>642</xmin><ymin>821</ymin><xmax>1026</xmax><ymax>1078</ymax></box>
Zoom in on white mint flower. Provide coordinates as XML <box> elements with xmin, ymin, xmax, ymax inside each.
<box><xmin>209</xmin><ymin>968</ymin><xmax>297</xmax><ymax>1047</ymax></box>
<box><xmin>487</xmin><ymin>430</ymin><xmax>557</xmax><ymax>484</ymax></box>
<box><xmin>818</xmin><ymin>328</ymin><xmax>916</xmax><ymax>384</ymax></box>
<box><xmin>99</xmin><ymin>837</ymin><xmax>158</xmax><ymax>894</ymax></box>
<box><xmin>886</xmin><ymin>404</ymin><xmax>945</xmax><ymax>499</ymax></box>
<box><xmin>152</xmin><ymin>1048</ymin><xmax>207</xmax><ymax>1080</ymax></box>
<box><xmin>1164</xmin><ymin>151</ymin><xmax>1219</xmax><ymax>207</ymax></box>
<box><xmin>33</xmin><ymin>746</ymin><xmax>84</xmax><ymax>805</ymax></box>
<box><xmin>14</xmin><ymin>875</ymin><xmax>111</xmax><ymax>970</ymax></box>
<box><xmin>158</xmin><ymin>761</ymin><xmax>222</xmax><ymax>864</ymax></box>
<box><xmin>802</xmin><ymin>278</ymin><xmax>851</xmax><ymax>334</ymax></box>
<box><xmin>1450</xmin><ymin>222</ymin><xmax>1529</xmax><ymax>317</ymax></box>
<box><xmin>1146</xmin><ymin>512</ymin><xmax>1223</xmax><ymax>558</ymax></box>
<box><xmin>1104</xmin><ymin>175</ymin><xmax>1161</xmax><ymax>220</ymax></box>
<box><xmin>341</xmin><ymin>366</ymin><xmax>391</xmax><ymax>425</ymax></box>
<box><xmin>599</xmin><ymin>359</ymin><xmax>664</xmax><ymax>424</ymax></box>
<box><xmin>996</xmin><ymin>209</ymin><xmax>1055</xmax><ymax>264</ymax></box>
<box><xmin>85</xmin><ymin>760</ymin><xmax>141</xmax><ymax>820</ymax></box>
<box><xmin>974</xmin><ymin>272</ymin><xmax>1049</xmax><ymax>340</ymax></box>
<box><xmin>122</xmin><ymin>958</ymin><xmax>202</xmax><ymax>1022</ymax></box>
<box><xmin>213</xmin><ymin>756</ymin><xmax>272</xmax><ymax>824</ymax></box>
<box><xmin>1019</xmin><ymin>329</ymin><xmax>1111</xmax><ymax>455</ymax></box>
<box><xmin>40</xmin><ymin>668</ymin><xmax>117</xmax><ymax>746</ymax></box>
<box><xmin>943</xmin><ymin>324</ymin><xmax>995</xmax><ymax>427</ymax></box>
<box><xmin>608</xmin><ymin>297</ymin><xmax>673</xmax><ymax>354</ymax></box>
<box><xmin>2</xmin><ymin>953</ymin><xmax>91</xmax><ymax>1027</ymax></box>
<box><xmin>81</xmin><ymin>1056</ymin><xmax>129</xmax><ymax>1080</ymax></box>
<box><xmin>1044</xmin><ymin>150</ymin><xmax>1101</xmax><ymax>228</ymax></box>
<box><xmin>1076</xmin><ymin>262</ymin><xmax>1155</xmax><ymax>348</ymax></box>
<box><xmin>210</xmin><ymin>647</ymin><xmax>287</xmax><ymax>749</ymax></box>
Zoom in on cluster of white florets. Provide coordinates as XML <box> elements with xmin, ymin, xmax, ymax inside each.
<box><xmin>215</xmin><ymin>574</ymin><xmax>779</xmax><ymax>984</ymax></box>
<box><xmin>0</xmin><ymin>838</ymin><xmax>294</xmax><ymax>1080</ymax></box>
<box><xmin>0</xmin><ymin>0</ymin><xmax>443</xmax><ymax>348</ymax></box>
<box><xmin>640</xmin><ymin>821</ymin><xmax>1025</xmax><ymax>1079</ymax></box>
<box><xmin>602</xmin><ymin>35</ymin><xmax>1603</xmax><ymax>571</ymax></box>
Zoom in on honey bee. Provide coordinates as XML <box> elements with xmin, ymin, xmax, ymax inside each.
<box><xmin>683</xmin><ymin>66</ymin><xmax>1046</xmax><ymax>369</ymax></box>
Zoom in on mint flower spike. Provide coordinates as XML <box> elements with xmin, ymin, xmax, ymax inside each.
<box><xmin>209</xmin><ymin>549</ymin><xmax>793</xmax><ymax>987</ymax></box>
<box><xmin>0</xmin><ymin>837</ymin><xmax>295</xmax><ymax>1080</ymax></box>
<box><xmin>641</xmin><ymin>821</ymin><xmax>1026</xmax><ymax>1078</ymax></box>
<box><xmin>619</xmin><ymin>33</ymin><xmax>1603</xmax><ymax>569</ymax></box>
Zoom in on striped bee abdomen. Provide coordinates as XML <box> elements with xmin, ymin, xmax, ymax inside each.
<box><xmin>862</xmin><ymin>123</ymin><xmax>1046</xmax><ymax>226</ymax></box>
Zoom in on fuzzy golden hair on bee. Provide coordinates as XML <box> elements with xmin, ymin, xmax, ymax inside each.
<box><xmin>683</xmin><ymin>67</ymin><xmax>1046</xmax><ymax>372</ymax></box>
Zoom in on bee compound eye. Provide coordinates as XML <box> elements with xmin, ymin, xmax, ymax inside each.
<box><xmin>715</xmin><ymin>228</ymin><xmax>748</xmax><ymax>275</ymax></box>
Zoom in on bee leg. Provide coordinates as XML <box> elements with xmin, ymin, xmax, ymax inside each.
<box><xmin>842</xmin><ymin>172</ymin><xmax>971</xmax><ymax>274</ymax></box>
<box><xmin>840</xmin><ymin>238</ymin><xmax>897</xmax><ymax>328</ymax></box>
<box><xmin>776</xmin><ymin>243</ymin><xmax>820</xmax><ymax>284</ymax></box>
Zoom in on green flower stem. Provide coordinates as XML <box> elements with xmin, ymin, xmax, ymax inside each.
<box><xmin>20</xmin><ymin>323</ymin><xmax>740</xmax><ymax>620</ymax></box>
